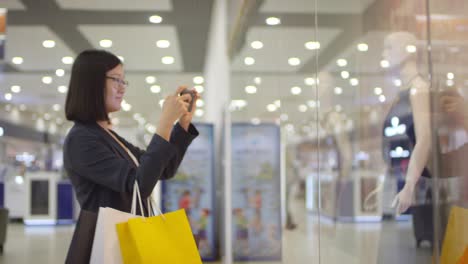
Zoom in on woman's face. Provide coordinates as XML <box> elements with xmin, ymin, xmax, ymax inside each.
<box><xmin>105</xmin><ymin>64</ymin><xmax>126</xmax><ymax>113</ymax></box>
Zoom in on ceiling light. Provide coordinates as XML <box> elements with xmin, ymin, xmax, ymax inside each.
<box><xmin>379</xmin><ymin>95</ymin><xmax>386</xmax><ymax>102</ymax></box>
<box><xmin>11</xmin><ymin>85</ymin><xmax>21</xmax><ymax>93</ymax></box>
<box><xmin>394</xmin><ymin>79</ymin><xmax>402</xmax><ymax>87</ymax></box>
<box><xmin>254</xmin><ymin>77</ymin><xmax>262</xmax><ymax>85</ymax></box>
<box><xmin>42</xmin><ymin>76</ymin><xmax>53</xmax><ymax>84</ymax></box>
<box><xmin>52</xmin><ymin>104</ymin><xmax>61</xmax><ymax>112</ymax></box>
<box><xmin>245</xmin><ymin>85</ymin><xmax>257</xmax><ymax>94</ymax></box>
<box><xmin>341</xmin><ymin>71</ymin><xmax>350</xmax><ymax>79</ymax></box>
<box><xmin>374</xmin><ymin>87</ymin><xmax>383</xmax><ymax>95</ymax></box>
<box><xmin>12</xmin><ymin>57</ymin><xmax>23</xmax><ymax>65</ymax></box>
<box><xmin>305</xmin><ymin>77</ymin><xmax>316</xmax><ymax>86</ymax></box>
<box><xmin>305</xmin><ymin>41</ymin><xmax>320</xmax><ymax>50</ymax></box>
<box><xmin>380</xmin><ymin>60</ymin><xmax>390</xmax><ymax>68</ymax></box>
<box><xmin>121</xmin><ymin>100</ymin><xmax>132</xmax><ymax>111</ymax></box>
<box><xmin>149</xmin><ymin>15</ymin><xmax>163</xmax><ymax>24</ymax></box>
<box><xmin>195</xmin><ymin>109</ymin><xmax>204</xmax><ymax>117</ymax></box>
<box><xmin>274</xmin><ymin>100</ymin><xmax>281</xmax><ymax>108</ymax></box>
<box><xmin>406</xmin><ymin>45</ymin><xmax>417</xmax><ymax>53</ymax></box>
<box><xmin>193</xmin><ymin>76</ymin><xmax>204</xmax><ymax>84</ymax></box>
<box><xmin>244</xmin><ymin>57</ymin><xmax>255</xmax><ymax>65</ymax></box>
<box><xmin>291</xmin><ymin>86</ymin><xmax>302</xmax><ymax>95</ymax></box>
<box><xmin>133</xmin><ymin>113</ymin><xmax>141</xmax><ymax>120</ymax></box>
<box><xmin>99</xmin><ymin>39</ymin><xmax>113</xmax><ymax>48</ymax></box>
<box><xmin>251</xmin><ymin>118</ymin><xmax>261</xmax><ymax>125</ymax></box>
<box><xmin>446</xmin><ymin>79</ymin><xmax>455</xmax><ymax>87</ymax></box>
<box><xmin>298</xmin><ymin>104</ymin><xmax>308</xmax><ymax>112</ymax></box>
<box><xmin>42</xmin><ymin>40</ymin><xmax>56</xmax><ymax>48</ymax></box>
<box><xmin>357</xmin><ymin>43</ymin><xmax>369</xmax><ymax>52</ymax></box>
<box><xmin>4</xmin><ymin>93</ymin><xmax>12</xmax><ymax>101</ymax></box>
<box><xmin>280</xmin><ymin>114</ymin><xmax>288</xmax><ymax>121</ymax></box>
<box><xmin>56</xmin><ymin>69</ymin><xmax>65</xmax><ymax>77</ymax></box>
<box><xmin>62</xmin><ymin>56</ymin><xmax>74</xmax><ymax>64</ymax></box>
<box><xmin>266</xmin><ymin>17</ymin><xmax>281</xmax><ymax>26</ymax></box>
<box><xmin>58</xmin><ymin>86</ymin><xmax>68</xmax><ymax>94</ymax></box>
<box><xmin>251</xmin><ymin>41</ymin><xmax>263</xmax><ymax>49</ymax></box>
<box><xmin>159</xmin><ymin>99</ymin><xmax>165</xmax><ymax>108</ymax></box>
<box><xmin>267</xmin><ymin>104</ymin><xmax>277</xmax><ymax>112</ymax></box>
<box><xmin>288</xmin><ymin>57</ymin><xmax>301</xmax><ymax>66</ymax></box>
<box><xmin>161</xmin><ymin>56</ymin><xmax>175</xmax><ymax>65</ymax></box>
<box><xmin>146</xmin><ymin>76</ymin><xmax>156</xmax><ymax>84</ymax></box>
<box><xmin>196</xmin><ymin>99</ymin><xmax>204</xmax><ymax>107</ymax></box>
<box><xmin>145</xmin><ymin>124</ymin><xmax>156</xmax><ymax>133</ymax></box>
<box><xmin>231</xmin><ymin>100</ymin><xmax>247</xmax><ymax>109</ymax></box>
<box><xmin>118</xmin><ymin>56</ymin><xmax>125</xmax><ymax>62</ymax></box>
<box><xmin>156</xmin><ymin>40</ymin><xmax>171</xmax><ymax>48</ymax></box>
<box><xmin>447</xmin><ymin>72</ymin><xmax>455</xmax><ymax>80</ymax></box>
<box><xmin>150</xmin><ymin>85</ymin><xmax>161</xmax><ymax>94</ymax></box>
<box><xmin>307</xmin><ymin>100</ymin><xmax>317</xmax><ymax>108</ymax></box>
<box><xmin>334</xmin><ymin>87</ymin><xmax>343</xmax><ymax>95</ymax></box>
<box><xmin>350</xmin><ymin>78</ymin><xmax>359</xmax><ymax>86</ymax></box>
<box><xmin>336</xmin><ymin>59</ymin><xmax>347</xmax><ymax>67</ymax></box>
<box><xmin>195</xmin><ymin>85</ymin><xmax>204</xmax><ymax>93</ymax></box>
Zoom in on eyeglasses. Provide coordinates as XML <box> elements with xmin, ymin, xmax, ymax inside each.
<box><xmin>106</xmin><ymin>76</ymin><xmax>129</xmax><ymax>87</ymax></box>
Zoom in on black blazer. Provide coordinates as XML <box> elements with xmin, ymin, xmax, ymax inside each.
<box><xmin>63</xmin><ymin>121</ymin><xmax>198</xmax><ymax>214</ymax></box>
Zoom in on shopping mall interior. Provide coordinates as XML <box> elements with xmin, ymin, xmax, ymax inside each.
<box><xmin>0</xmin><ymin>0</ymin><xmax>467</xmax><ymax>263</ymax></box>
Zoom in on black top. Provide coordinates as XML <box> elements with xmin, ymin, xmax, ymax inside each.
<box><xmin>382</xmin><ymin>88</ymin><xmax>431</xmax><ymax>178</ymax></box>
<box><xmin>63</xmin><ymin>121</ymin><xmax>199</xmax><ymax>213</ymax></box>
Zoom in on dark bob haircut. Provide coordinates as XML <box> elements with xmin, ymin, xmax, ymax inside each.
<box><xmin>65</xmin><ymin>50</ymin><xmax>122</xmax><ymax>123</ymax></box>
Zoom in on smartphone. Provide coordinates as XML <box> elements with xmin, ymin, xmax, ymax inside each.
<box><xmin>180</xmin><ymin>88</ymin><xmax>196</xmax><ymax>112</ymax></box>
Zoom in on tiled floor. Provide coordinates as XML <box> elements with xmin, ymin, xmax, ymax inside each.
<box><xmin>0</xmin><ymin>200</ymin><xmax>433</xmax><ymax>264</ymax></box>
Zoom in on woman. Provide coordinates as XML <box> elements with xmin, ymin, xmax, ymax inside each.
<box><xmin>63</xmin><ymin>50</ymin><xmax>199</xmax><ymax>262</ymax></box>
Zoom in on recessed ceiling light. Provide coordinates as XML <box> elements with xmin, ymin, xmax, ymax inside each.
<box><xmin>446</xmin><ymin>79</ymin><xmax>455</xmax><ymax>87</ymax></box>
<box><xmin>291</xmin><ymin>86</ymin><xmax>302</xmax><ymax>95</ymax></box>
<box><xmin>161</xmin><ymin>56</ymin><xmax>175</xmax><ymax>65</ymax></box>
<box><xmin>195</xmin><ymin>109</ymin><xmax>204</xmax><ymax>117</ymax></box>
<box><xmin>305</xmin><ymin>77</ymin><xmax>316</xmax><ymax>86</ymax></box>
<box><xmin>267</xmin><ymin>104</ymin><xmax>277</xmax><ymax>112</ymax></box>
<box><xmin>379</xmin><ymin>95</ymin><xmax>386</xmax><ymax>102</ymax></box>
<box><xmin>251</xmin><ymin>118</ymin><xmax>261</xmax><ymax>125</ymax></box>
<box><xmin>406</xmin><ymin>45</ymin><xmax>417</xmax><ymax>53</ymax></box>
<box><xmin>447</xmin><ymin>72</ymin><xmax>455</xmax><ymax>80</ymax></box>
<box><xmin>336</xmin><ymin>59</ymin><xmax>347</xmax><ymax>67</ymax></box>
<box><xmin>133</xmin><ymin>113</ymin><xmax>141</xmax><ymax>120</ymax></box>
<box><xmin>298</xmin><ymin>104</ymin><xmax>308</xmax><ymax>112</ymax></box>
<box><xmin>99</xmin><ymin>39</ymin><xmax>113</xmax><ymax>48</ymax></box>
<box><xmin>12</xmin><ymin>57</ymin><xmax>23</xmax><ymax>65</ymax></box>
<box><xmin>150</xmin><ymin>85</ymin><xmax>161</xmax><ymax>94</ymax></box>
<box><xmin>254</xmin><ymin>77</ymin><xmax>262</xmax><ymax>85</ymax></box>
<box><xmin>156</xmin><ymin>40</ymin><xmax>171</xmax><ymax>48</ymax></box>
<box><xmin>393</xmin><ymin>79</ymin><xmax>402</xmax><ymax>87</ymax></box>
<box><xmin>350</xmin><ymin>78</ymin><xmax>359</xmax><ymax>86</ymax></box>
<box><xmin>244</xmin><ymin>57</ymin><xmax>255</xmax><ymax>65</ymax></box>
<box><xmin>274</xmin><ymin>100</ymin><xmax>281</xmax><ymax>108</ymax></box>
<box><xmin>334</xmin><ymin>87</ymin><xmax>343</xmax><ymax>95</ymax></box>
<box><xmin>380</xmin><ymin>60</ymin><xmax>390</xmax><ymax>68</ymax></box>
<box><xmin>193</xmin><ymin>76</ymin><xmax>204</xmax><ymax>84</ymax></box>
<box><xmin>42</xmin><ymin>40</ymin><xmax>56</xmax><ymax>48</ymax></box>
<box><xmin>11</xmin><ymin>85</ymin><xmax>21</xmax><ymax>93</ymax></box>
<box><xmin>307</xmin><ymin>100</ymin><xmax>317</xmax><ymax>108</ymax></box>
<box><xmin>58</xmin><ymin>86</ymin><xmax>68</xmax><ymax>94</ymax></box>
<box><xmin>357</xmin><ymin>43</ymin><xmax>369</xmax><ymax>52</ymax></box>
<box><xmin>149</xmin><ymin>15</ymin><xmax>163</xmax><ymax>24</ymax></box>
<box><xmin>231</xmin><ymin>100</ymin><xmax>247</xmax><ymax>109</ymax></box>
<box><xmin>288</xmin><ymin>57</ymin><xmax>301</xmax><ymax>66</ymax></box>
<box><xmin>251</xmin><ymin>41</ymin><xmax>263</xmax><ymax>49</ymax></box>
<box><xmin>374</xmin><ymin>87</ymin><xmax>383</xmax><ymax>95</ymax></box>
<box><xmin>62</xmin><ymin>56</ymin><xmax>74</xmax><ymax>64</ymax></box>
<box><xmin>196</xmin><ymin>99</ymin><xmax>205</xmax><ymax>107</ymax></box>
<box><xmin>266</xmin><ymin>17</ymin><xmax>281</xmax><ymax>26</ymax></box>
<box><xmin>42</xmin><ymin>76</ymin><xmax>53</xmax><ymax>84</ymax></box>
<box><xmin>118</xmin><ymin>56</ymin><xmax>125</xmax><ymax>62</ymax></box>
<box><xmin>195</xmin><ymin>85</ymin><xmax>204</xmax><ymax>93</ymax></box>
<box><xmin>53</xmin><ymin>104</ymin><xmax>61</xmax><ymax>112</ymax></box>
<box><xmin>146</xmin><ymin>76</ymin><xmax>156</xmax><ymax>84</ymax></box>
<box><xmin>341</xmin><ymin>71</ymin><xmax>350</xmax><ymax>79</ymax></box>
<box><xmin>121</xmin><ymin>100</ymin><xmax>132</xmax><ymax>111</ymax></box>
<box><xmin>4</xmin><ymin>93</ymin><xmax>12</xmax><ymax>101</ymax></box>
<box><xmin>56</xmin><ymin>69</ymin><xmax>65</xmax><ymax>77</ymax></box>
<box><xmin>245</xmin><ymin>85</ymin><xmax>257</xmax><ymax>94</ymax></box>
<box><xmin>305</xmin><ymin>41</ymin><xmax>320</xmax><ymax>50</ymax></box>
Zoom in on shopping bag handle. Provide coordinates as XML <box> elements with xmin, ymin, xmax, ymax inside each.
<box><xmin>131</xmin><ymin>181</ymin><xmax>166</xmax><ymax>221</ymax></box>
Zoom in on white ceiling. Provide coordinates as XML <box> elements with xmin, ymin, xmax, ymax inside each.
<box><xmin>78</xmin><ymin>25</ymin><xmax>183</xmax><ymax>71</ymax></box>
<box><xmin>260</xmin><ymin>0</ymin><xmax>376</xmax><ymax>14</ymax></box>
<box><xmin>0</xmin><ymin>0</ymin><xmax>25</xmax><ymax>11</ymax></box>
<box><xmin>55</xmin><ymin>0</ymin><xmax>172</xmax><ymax>11</ymax></box>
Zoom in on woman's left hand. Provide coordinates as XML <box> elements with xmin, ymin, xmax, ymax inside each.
<box><xmin>179</xmin><ymin>88</ymin><xmax>201</xmax><ymax>131</ymax></box>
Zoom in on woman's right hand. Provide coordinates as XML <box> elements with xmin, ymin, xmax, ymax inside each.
<box><xmin>157</xmin><ymin>86</ymin><xmax>192</xmax><ymax>141</ymax></box>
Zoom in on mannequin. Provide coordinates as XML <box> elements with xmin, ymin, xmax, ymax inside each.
<box><xmin>381</xmin><ymin>32</ymin><xmax>432</xmax><ymax>215</ymax></box>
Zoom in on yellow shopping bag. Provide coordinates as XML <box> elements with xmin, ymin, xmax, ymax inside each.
<box><xmin>440</xmin><ymin>206</ymin><xmax>468</xmax><ymax>264</ymax></box>
<box><xmin>116</xmin><ymin>209</ymin><xmax>202</xmax><ymax>264</ymax></box>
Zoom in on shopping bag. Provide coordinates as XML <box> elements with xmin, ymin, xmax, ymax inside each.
<box><xmin>89</xmin><ymin>207</ymin><xmax>139</xmax><ymax>264</ymax></box>
<box><xmin>116</xmin><ymin>209</ymin><xmax>202</xmax><ymax>264</ymax></box>
<box><xmin>65</xmin><ymin>209</ymin><xmax>98</xmax><ymax>264</ymax></box>
<box><xmin>457</xmin><ymin>246</ymin><xmax>468</xmax><ymax>264</ymax></box>
<box><xmin>440</xmin><ymin>206</ymin><xmax>468</xmax><ymax>264</ymax></box>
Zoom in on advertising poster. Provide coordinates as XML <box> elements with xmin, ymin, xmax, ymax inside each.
<box><xmin>231</xmin><ymin>123</ymin><xmax>281</xmax><ymax>261</ymax></box>
<box><xmin>161</xmin><ymin>123</ymin><xmax>216</xmax><ymax>260</ymax></box>
<box><xmin>0</xmin><ymin>10</ymin><xmax>5</xmax><ymax>60</ymax></box>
